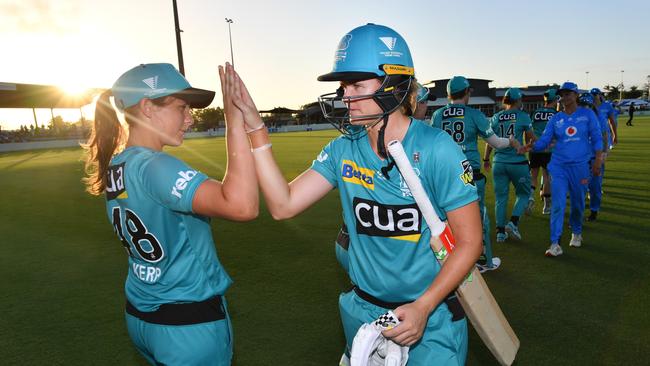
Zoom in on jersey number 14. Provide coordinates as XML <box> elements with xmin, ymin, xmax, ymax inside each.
<box><xmin>498</xmin><ymin>123</ymin><xmax>515</xmax><ymax>138</ymax></box>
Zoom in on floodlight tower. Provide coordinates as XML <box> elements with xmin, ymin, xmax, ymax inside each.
<box><xmin>225</xmin><ymin>18</ymin><xmax>234</xmax><ymax>66</ymax></box>
<box><xmin>619</xmin><ymin>70</ymin><xmax>624</xmax><ymax>100</ymax></box>
<box><xmin>173</xmin><ymin>0</ymin><xmax>185</xmax><ymax>75</ymax></box>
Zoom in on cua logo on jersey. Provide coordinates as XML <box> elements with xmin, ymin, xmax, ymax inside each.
<box><xmin>106</xmin><ymin>162</ymin><xmax>128</xmax><ymax>200</ymax></box>
<box><xmin>171</xmin><ymin>170</ymin><xmax>198</xmax><ymax>198</ymax></box>
<box><xmin>459</xmin><ymin>160</ymin><xmax>475</xmax><ymax>186</ymax></box>
<box><xmin>498</xmin><ymin>113</ymin><xmax>517</xmax><ymax>121</ymax></box>
<box><xmin>353</xmin><ymin>197</ymin><xmax>421</xmax><ymax>242</ymax></box>
<box><xmin>342</xmin><ymin>160</ymin><xmax>374</xmax><ymax>190</ymax></box>
<box><xmin>565</xmin><ymin>126</ymin><xmax>577</xmax><ymax>137</ymax></box>
<box><xmin>317</xmin><ymin>151</ymin><xmax>329</xmax><ymax>162</ymax></box>
<box><xmin>533</xmin><ymin>111</ymin><xmax>555</xmax><ymax>121</ymax></box>
<box><xmin>443</xmin><ymin>107</ymin><xmax>465</xmax><ymax>118</ymax></box>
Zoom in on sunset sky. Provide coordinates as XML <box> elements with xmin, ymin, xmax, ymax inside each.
<box><xmin>1</xmin><ymin>0</ymin><xmax>649</xmax><ymax>130</ymax></box>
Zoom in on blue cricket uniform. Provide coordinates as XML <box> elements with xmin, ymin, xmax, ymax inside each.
<box><xmin>588</xmin><ymin>108</ymin><xmax>610</xmax><ymax>212</ymax></box>
<box><xmin>532</xmin><ymin>107</ymin><xmax>603</xmax><ymax>244</ymax></box>
<box><xmin>312</xmin><ymin>119</ymin><xmax>477</xmax><ymax>365</ymax></box>
<box><xmin>106</xmin><ymin>146</ymin><xmax>233</xmax><ymax>366</ymax></box>
<box><xmin>432</xmin><ymin>104</ymin><xmax>496</xmax><ymax>266</ymax></box>
<box><xmin>598</xmin><ymin>101</ymin><xmax>616</xmax><ymax>148</ymax></box>
<box><xmin>489</xmin><ymin>109</ymin><xmax>532</xmax><ymax>227</ymax></box>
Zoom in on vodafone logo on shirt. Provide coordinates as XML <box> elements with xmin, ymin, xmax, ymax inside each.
<box><xmin>565</xmin><ymin>126</ymin><xmax>577</xmax><ymax>137</ymax></box>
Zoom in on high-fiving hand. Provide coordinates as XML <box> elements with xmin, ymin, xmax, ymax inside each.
<box><xmin>220</xmin><ymin>63</ymin><xmax>265</xmax><ymax>133</ymax></box>
<box><xmin>218</xmin><ymin>63</ymin><xmax>245</xmax><ymax>130</ymax></box>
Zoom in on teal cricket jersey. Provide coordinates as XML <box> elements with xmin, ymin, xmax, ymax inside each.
<box><xmin>431</xmin><ymin>103</ymin><xmax>495</xmax><ymax>170</ymax></box>
<box><xmin>105</xmin><ymin>146</ymin><xmax>232</xmax><ymax>312</ymax></box>
<box><xmin>311</xmin><ymin>119</ymin><xmax>478</xmax><ymax>302</ymax></box>
<box><xmin>531</xmin><ymin>107</ymin><xmax>556</xmax><ymax>138</ymax></box>
<box><xmin>490</xmin><ymin>109</ymin><xmax>532</xmax><ymax>163</ymax></box>
<box><xmin>531</xmin><ymin>107</ymin><xmax>556</xmax><ymax>152</ymax></box>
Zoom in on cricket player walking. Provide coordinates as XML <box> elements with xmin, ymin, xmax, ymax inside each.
<box><xmin>431</xmin><ymin>76</ymin><xmax>520</xmax><ymax>272</ymax></box>
<box><xmin>483</xmin><ymin>88</ymin><xmax>535</xmax><ymax>243</ymax></box>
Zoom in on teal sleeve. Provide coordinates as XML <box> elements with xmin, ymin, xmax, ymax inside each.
<box><xmin>428</xmin><ymin>133</ymin><xmax>478</xmax><ymax>215</ymax></box>
<box><xmin>489</xmin><ymin>114</ymin><xmax>498</xmax><ymax>130</ymax></box>
<box><xmin>310</xmin><ymin>140</ymin><xmax>339</xmax><ymax>187</ymax></box>
<box><xmin>140</xmin><ymin>153</ymin><xmax>208</xmax><ymax>213</ymax></box>
<box><xmin>520</xmin><ymin>112</ymin><xmax>533</xmax><ymax>131</ymax></box>
<box><xmin>474</xmin><ymin>109</ymin><xmax>495</xmax><ymax>138</ymax></box>
<box><xmin>587</xmin><ymin>110</ymin><xmax>604</xmax><ymax>152</ymax></box>
<box><xmin>431</xmin><ymin>110</ymin><xmax>442</xmax><ymax>129</ymax></box>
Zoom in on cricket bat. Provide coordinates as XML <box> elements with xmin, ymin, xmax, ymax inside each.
<box><xmin>387</xmin><ymin>140</ymin><xmax>519</xmax><ymax>366</ymax></box>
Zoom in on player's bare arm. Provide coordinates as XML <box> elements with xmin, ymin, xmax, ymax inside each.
<box><xmin>226</xmin><ymin>67</ymin><xmax>335</xmax><ymax>220</ymax></box>
<box><xmin>192</xmin><ymin>64</ymin><xmax>259</xmax><ymax>220</ymax></box>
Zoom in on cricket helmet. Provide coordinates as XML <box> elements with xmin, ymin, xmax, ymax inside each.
<box><xmin>317</xmin><ymin>23</ymin><xmax>415</xmax><ymax>136</ymax></box>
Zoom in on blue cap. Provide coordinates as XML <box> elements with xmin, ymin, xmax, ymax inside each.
<box><xmin>447</xmin><ymin>76</ymin><xmax>470</xmax><ymax>95</ymax></box>
<box><xmin>544</xmin><ymin>88</ymin><xmax>558</xmax><ymax>101</ymax></box>
<box><xmin>579</xmin><ymin>92</ymin><xmax>594</xmax><ymax>105</ymax></box>
<box><xmin>590</xmin><ymin>87</ymin><xmax>602</xmax><ymax>95</ymax></box>
<box><xmin>558</xmin><ymin>81</ymin><xmax>579</xmax><ymax>94</ymax></box>
<box><xmin>416</xmin><ymin>83</ymin><xmax>430</xmax><ymax>103</ymax></box>
<box><xmin>318</xmin><ymin>23</ymin><xmax>414</xmax><ymax>81</ymax></box>
<box><xmin>504</xmin><ymin>88</ymin><xmax>523</xmax><ymax>101</ymax></box>
<box><xmin>112</xmin><ymin>63</ymin><xmax>215</xmax><ymax>111</ymax></box>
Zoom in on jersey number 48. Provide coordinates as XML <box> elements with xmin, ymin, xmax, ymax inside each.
<box><xmin>111</xmin><ymin>207</ymin><xmax>165</xmax><ymax>263</ymax></box>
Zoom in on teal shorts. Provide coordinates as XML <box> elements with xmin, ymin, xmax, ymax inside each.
<box><xmin>339</xmin><ymin>290</ymin><xmax>468</xmax><ymax>366</ymax></box>
<box><xmin>125</xmin><ymin>298</ymin><xmax>233</xmax><ymax>366</ymax></box>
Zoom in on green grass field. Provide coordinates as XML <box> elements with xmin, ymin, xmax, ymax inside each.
<box><xmin>1</xmin><ymin>117</ymin><xmax>648</xmax><ymax>365</ymax></box>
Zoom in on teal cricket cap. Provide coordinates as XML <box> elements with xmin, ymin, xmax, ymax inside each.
<box><xmin>544</xmin><ymin>88</ymin><xmax>558</xmax><ymax>101</ymax></box>
<box><xmin>112</xmin><ymin>63</ymin><xmax>215</xmax><ymax>111</ymax></box>
<box><xmin>416</xmin><ymin>82</ymin><xmax>430</xmax><ymax>103</ymax></box>
<box><xmin>505</xmin><ymin>87</ymin><xmax>522</xmax><ymax>101</ymax></box>
<box><xmin>447</xmin><ymin>76</ymin><xmax>470</xmax><ymax>95</ymax></box>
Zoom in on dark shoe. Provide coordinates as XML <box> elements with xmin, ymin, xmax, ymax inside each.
<box><xmin>586</xmin><ymin>211</ymin><xmax>598</xmax><ymax>222</ymax></box>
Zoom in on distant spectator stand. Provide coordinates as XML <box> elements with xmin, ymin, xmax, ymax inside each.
<box><xmin>259</xmin><ymin>107</ymin><xmax>300</xmax><ymax>132</ymax></box>
<box><xmin>0</xmin><ymin>82</ymin><xmax>102</xmax><ymax>137</ymax></box>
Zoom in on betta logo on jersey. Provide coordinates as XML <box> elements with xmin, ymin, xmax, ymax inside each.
<box><xmin>498</xmin><ymin>113</ymin><xmax>517</xmax><ymax>121</ymax></box>
<box><xmin>171</xmin><ymin>170</ymin><xmax>198</xmax><ymax>198</ymax></box>
<box><xmin>460</xmin><ymin>160</ymin><xmax>475</xmax><ymax>186</ymax></box>
<box><xmin>442</xmin><ymin>107</ymin><xmax>465</xmax><ymax>119</ymax></box>
<box><xmin>106</xmin><ymin>162</ymin><xmax>128</xmax><ymax>201</ymax></box>
<box><xmin>565</xmin><ymin>126</ymin><xmax>577</xmax><ymax>137</ymax></box>
<box><xmin>342</xmin><ymin>160</ymin><xmax>375</xmax><ymax>190</ymax></box>
<box><xmin>353</xmin><ymin>197</ymin><xmax>421</xmax><ymax>242</ymax></box>
<box><xmin>533</xmin><ymin>111</ymin><xmax>555</xmax><ymax>121</ymax></box>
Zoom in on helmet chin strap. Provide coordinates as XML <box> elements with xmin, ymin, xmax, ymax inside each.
<box><xmin>377</xmin><ymin>114</ymin><xmax>395</xmax><ymax>178</ymax></box>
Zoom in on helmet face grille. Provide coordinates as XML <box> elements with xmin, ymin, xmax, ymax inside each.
<box><xmin>318</xmin><ymin>77</ymin><xmax>413</xmax><ymax>137</ymax></box>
